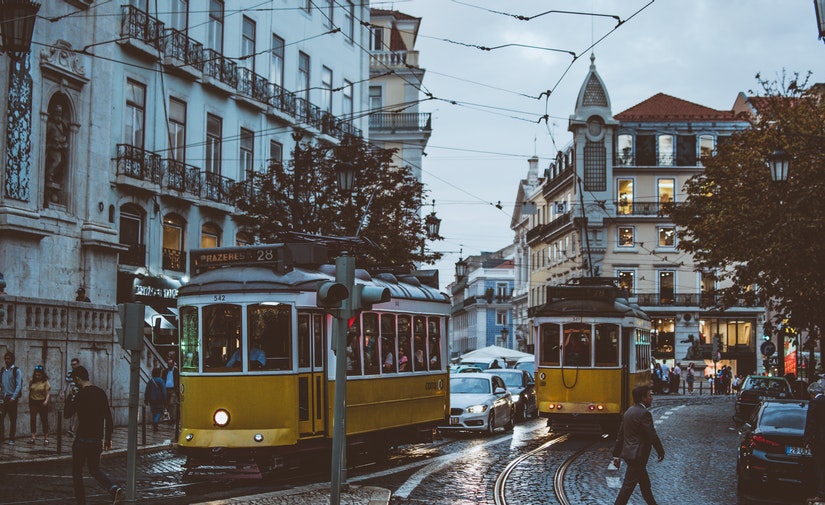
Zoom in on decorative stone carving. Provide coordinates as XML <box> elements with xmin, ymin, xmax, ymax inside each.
<box><xmin>39</xmin><ymin>40</ymin><xmax>88</xmax><ymax>89</ymax></box>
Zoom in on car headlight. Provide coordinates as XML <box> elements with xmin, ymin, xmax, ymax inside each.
<box><xmin>510</xmin><ymin>393</ymin><xmax>521</xmax><ymax>402</ymax></box>
<box><xmin>467</xmin><ymin>404</ymin><xmax>488</xmax><ymax>414</ymax></box>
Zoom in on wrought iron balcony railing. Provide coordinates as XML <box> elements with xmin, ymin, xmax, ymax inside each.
<box><xmin>162</xmin><ymin>248</ymin><xmax>186</xmax><ymax>272</ymax></box>
<box><xmin>202</xmin><ymin>171</ymin><xmax>234</xmax><ymax>204</ymax></box>
<box><xmin>616</xmin><ymin>201</ymin><xmax>674</xmax><ymax>217</ymax></box>
<box><xmin>162</xmin><ymin>27</ymin><xmax>204</xmax><ymax>70</ymax></box>
<box><xmin>635</xmin><ymin>292</ymin><xmax>760</xmax><ymax>308</ymax></box>
<box><xmin>369</xmin><ymin>112</ymin><xmax>432</xmax><ymax>132</ymax></box>
<box><xmin>526</xmin><ymin>213</ymin><xmax>571</xmax><ymax>243</ymax></box>
<box><xmin>163</xmin><ymin>159</ymin><xmax>201</xmax><ymax>196</ymax></box>
<box><xmin>116</xmin><ymin>144</ymin><xmax>161</xmax><ymax>184</ymax></box>
<box><xmin>237</xmin><ymin>67</ymin><xmax>271</xmax><ymax>103</ymax></box>
<box><xmin>203</xmin><ymin>48</ymin><xmax>238</xmax><ymax>88</ymax></box>
<box><xmin>121</xmin><ymin>5</ymin><xmax>165</xmax><ymax>50</ymax></box>
<box><xmin>119</xmin><ymin>243</ymin><xmax>146</xmax><ymax>267</ymax></box>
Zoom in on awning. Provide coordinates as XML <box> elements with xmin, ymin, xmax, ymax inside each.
<box><xmin>144</xmin><ymin>304</ymin><xmax>177</xmax><ymax>330</ymax></box>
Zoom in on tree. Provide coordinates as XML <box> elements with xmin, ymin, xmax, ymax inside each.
<box><xmin>230</xmin><ymin>133</ymin><xmax>442</xmax><ymax>271</ymax></box>
<box><xmin>670</xmin><ymin>72</ymin><xmax>825</xmax><ymax>368</ymax></box>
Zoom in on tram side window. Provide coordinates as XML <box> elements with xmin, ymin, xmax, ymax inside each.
<box><xmin>203</xmin><ymin>303</ymin><xmax>242</xmax><ymax>373</ymax></box>
<box><xmin>179</xmin><ymin>306</ymin><xmax>199</xmax><ymax>373</ymax></box>
<box><xmin>362</xmin><ymin>312</ymin><xmax>379</xmax><ymax>375</ymax></box>
<box><xmin>594</xmin><ymin>323</ymin><xmax>619</xmax><ymax>366</ymax></box>
<box><xmin>248</xmin><ymin>303</ymin><xmax>292</xmax><ymax>371</ymax></box>
<box><xmin>298</xmin><ymin>314</ymin><xmax>311</xmax><ymax>368</ymax></box>
<box><xmin>428</xmin><ymin>317</ymin><xmax>442</xmax><ymax>370</ymax></box>
<box><xmin>346</xmin><ymin>323</ymin><xmax>362</xmax><ymax>376</ymax></box>
<box><xmin>634</xmin><ymin>328</ymin><xmax>651</xmax><ymax>372</ymax></box>
<box><xmin>380</xmin><ymin>314</ymin><xmax>397</xmax><ymax>374</ymax></box>
<box><xmin>313</xmin><ymin>313</ymin><xmax>324</xmax><ymax>368</ymax></box>
<box><xmin>539</xmin><ymin>323</ymin><xmax>561</xmax><ymax>366</ymax></box>
<box><xmin>563</xmin><ymin>323</ymin><xmax>591</xmax><ymax>367</ymax></box>
<box><xmin>398</xmin><ymin>315</ymin><xmax>411</xmax><ymax>372</ymax></box>
<box><xmin>413</xmin><ymin>316</ymin><xmax>427</xmax><ymax>371</ymax></box>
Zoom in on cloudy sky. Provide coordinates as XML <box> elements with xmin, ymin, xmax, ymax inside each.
<box><xmin>371</xmin><ymin>0</ymin><xmax>825</xmax><ymax>288</ymax></box>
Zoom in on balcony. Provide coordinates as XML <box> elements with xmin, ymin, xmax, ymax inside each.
<box><xmin>202</xmin><ymin>171</ymin><xmax>235</xmax><ymax>204</ymax></box>
<box><xmin>162</xmin><ymin>27</ymin><xmax>203</xmax><ymax>78</ymax></box>
<box><xmin>116</xmin><ymin>144</ymin><xmax>162</xmax><ymax>187</ymax></box>
<box><xmin>203</xmin><ymin>48</ymin><xmax>238</xmax><ymax>92</ymax></box>
<box><xmin>369</xmin><ymin>113</ymin><xmax>432</xmax><ymax>133</ymax></box>
<box><xmin>370</xmin><ymin>50</ymin><xmax>419</xmax><ymax>69</ymax></box>
<box><xmin>616</xmin><ymin>201</ymin><xmax>674</xmax><ymax>217</ymax></box>
<box><xmin>120</xmin><ymin>5</ymin><xmax>164</xmax><ymax>57</ymax></box>
<box><xmin>119</xmin><ymin>243</ymin><xmax>146</xmax><ymax>267</ymax></box>
<box><xmin>635</xmin><ymin>292</ymin><xmax>760</xmax><ymax>308</ymax></box>
<box><xmin>237</xmin><ymin>67</ymin><xmax>271</xmax><ymax>108</ymax></box>
<box><xmin>163</xmin><ymin>159</ymin><xmax>201</xmax><ymax>197</ymax></box>
<box><xmin>526</xmin><ymin>213</ymin><xmax>571</xmax><ymax>243</ymax></box>
<box><xmin>162</xmin><ymin>248</ymin><xmax>186</xmax><ymax>272</ymax></box>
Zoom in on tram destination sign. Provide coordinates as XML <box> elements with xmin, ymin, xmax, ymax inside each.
<box><xmin>190</xmin><ymin>243</ymin><xmax>330</xmax><ymax>275</ymax></box>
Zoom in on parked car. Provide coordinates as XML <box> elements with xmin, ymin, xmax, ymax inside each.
<box><xmin>737</xmin><ymin>399</ymin><xmax>812</xmax><ymax>496</ymax></box>
<box><xmin>490</xmin><ymin>368</ymin><xmax>537</xmax><ymax>421</ymax></box>
<box><xmin>514</xmin><ymin>356</ymin><xmax>535</xmax><ymax>374</ymax></box>
<box><xmin>734</xmin><ymin>375</ymin><xmax>794</xmax><ymax>424</ymax></box>
<box><xmin>442</xmin><ymin>373</ymin><xmax>514</xmax><ymax>434</ymax></box>
<box><xmin>459</xmin><ymin>358</ymin><xmax>507</xmax><ymax>370</ymax></box>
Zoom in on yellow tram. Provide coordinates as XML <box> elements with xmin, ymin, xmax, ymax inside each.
<box><xmin>175</xmin><ymin>243</ymin><xmax>450</xmax><ymax>478</ymax></box>
<box><xmin>532</xmin><ymin>278</ymin><xmax>652</xmax><ymax>434</ymax></box>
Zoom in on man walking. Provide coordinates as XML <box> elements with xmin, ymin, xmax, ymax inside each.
<box><xmin>63</xmin><ymin>358</ymin><xmax>81</xmax><ymax>436</ymax></box>
<box><xmin>0</xmin><ymin>351</ymin><xmax>23</xmax><ymax>444</ymax></box>
<box><xmin>611</xmin><ymin>384</ymin><xmax>665</xmax><ymax>505</ymax></box>
<box><xmin>805</xmin><ymin>380</ymin><xmax>825</xmax><ymax>502</ymax></box>
<box><xmin>162</xmin><ymin>357</ymin><xmax>179</xmax><ymax>426</ymax></box>
<box><xmin>64</xmin><ymin>365</ymin><xmax>123</xmax><ymax>504</ymax></box>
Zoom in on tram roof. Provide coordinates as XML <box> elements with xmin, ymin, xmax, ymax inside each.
<box><xmin>528</xmin><ymin>298</ymin><xmax>650</xmax><ymax>320</ymax></box>
<box><xmin>179</xmin><ymin>265</ymin><xmax>449</xmax><ymax>304</ymax></box>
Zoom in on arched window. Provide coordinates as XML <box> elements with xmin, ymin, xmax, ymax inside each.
<box><xmin>163</xmin><ymin>214</ymin><xmax>186</xmax><ymax>271</ymax></box>
<box><xmin>201</xmin><ymin>223</ymin><xmax>221</xmax><ymax>248</ymax></box>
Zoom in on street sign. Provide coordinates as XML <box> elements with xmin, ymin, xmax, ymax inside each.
<box><xmin>760</xmin><ymin>341</ymin><xmax>776</xmax><ymax>357</ymax></box>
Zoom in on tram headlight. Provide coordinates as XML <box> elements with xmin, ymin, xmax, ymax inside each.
<box><xmin>213</xmin><ymin>409</ymin><xmax>230</xmax><ymax>426</ymax></box>
<box><xmin>467</xmin><ymin>404</ymin><xmax>488</xmax><ymax>414</ymax></box>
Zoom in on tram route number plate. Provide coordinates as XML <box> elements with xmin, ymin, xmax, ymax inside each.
<box><xmin>450</xmin><ymin>417</ymin><xmax>460</xmax><ymax>425</ymax></box>
<box><xmin>787</xmin><ymin>446</ymin><xmax>811</xmax><ymax>456</ymax></box>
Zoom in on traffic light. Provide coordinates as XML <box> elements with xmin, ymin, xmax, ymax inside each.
<box><xmin>351</xmin><ymin>284</ymin><xmax>390</xmax><ymax>312</ymax></box>
<box><xmin>316</xmin><ymin>281</ymin><xmax>348</xmax><ymax>308</ymax></box>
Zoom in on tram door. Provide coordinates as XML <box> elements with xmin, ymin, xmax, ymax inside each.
<box><xmin>297</xmin><ymin>312</ymin><xmax>327</xmax><ymax>437</ymax></box>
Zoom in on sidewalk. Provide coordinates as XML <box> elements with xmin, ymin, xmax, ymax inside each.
<box><xmin>0</xmin><ymin>422</ymin><xmax>392</xmax><ymax>505</ymax></box>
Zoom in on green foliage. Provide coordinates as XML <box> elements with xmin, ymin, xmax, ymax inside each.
<box><xmin>670</xmin><ymin>72</ymin><xmax>825</xmax><ymax>335</ymax></box>
<box><xmin>230</xmin><ymin>134</ymin><xmax>442</xmax><ymax>271</ymax></box>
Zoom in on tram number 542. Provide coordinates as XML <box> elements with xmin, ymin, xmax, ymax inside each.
<box><xmin>213</xmin><ymin>294</ymin><xmax>226</xmax><ymax>302</ymax></box>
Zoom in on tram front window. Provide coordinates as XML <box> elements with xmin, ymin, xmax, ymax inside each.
<box><xmin>563</xmin><ymin>324</ymin><xmax>591</xmax><ymax>366</ymax></box>
<box><xmin>248</xmin><ymin>303</ymin><xmax>292</xmax><ymax>371</ymax></box>
<box><xmin>203</xmin><ymin>303</ymin><xmax>242</xmax><ymax>373</ymax></box>
<box><xmin>595</xmin><ymin>323</ymin><xmax>619</xmax><ymax>366</ymax></box>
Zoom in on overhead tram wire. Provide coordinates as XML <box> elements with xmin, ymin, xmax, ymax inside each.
<box><xmin>449</xmin><ymin>0</ymin><xmax>623</xmax><ymax>25</ymax></box>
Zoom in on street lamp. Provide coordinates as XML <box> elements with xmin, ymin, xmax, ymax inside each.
<box><xmin>1</xmin><ymin>0</ymin><xmax>40</xmax><ymax>201</ymax></box>
<box><xmin>455</xmin><ymin>255</ymin><xmax>468</xmax><ymax>279</ymax></box>
<box><xmin>815</xmin><ymin>0</ymin><xmax>825</xmax><ymax>40</ymax></box>
<box><xmin>424</xmin><ymin>199</ymin><xmax>441</xmax><ymax>240</ymax></box>
<box><xmin>768</xmin><ymin>149</ymin><xmax>790</xmax><ymax>182</ymax></box>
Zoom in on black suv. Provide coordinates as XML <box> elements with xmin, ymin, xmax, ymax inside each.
<box><xmin>733</xmin><ymin>375</ymin><xmax>793</xmax><ymax>424</ymax></box>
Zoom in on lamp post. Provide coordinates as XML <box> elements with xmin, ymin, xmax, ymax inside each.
<box><xmin>0</xmin><ymin>0</ymin><xmax>40</xmax><ymax>201</ymax></box>
<box><xmin>815</xmin><ymin>0</ymin><xmax>825</xmax><ymax>40</ymax></box>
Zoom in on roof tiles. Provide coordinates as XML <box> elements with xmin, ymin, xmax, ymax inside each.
<box><xmin>615</xmin><ymin>92</ymin><xmax>737</xmax><ymax>121</ymax></box>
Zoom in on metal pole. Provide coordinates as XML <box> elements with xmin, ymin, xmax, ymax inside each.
<box><xmin>330</xmin><ymin>253</ymin><xmax>354</xmax><ymax>505</ymax></box>
<box><xmin>125</xmin><ymin>348</ymin><xmax>141</xmax><ymax>504</ymax></box>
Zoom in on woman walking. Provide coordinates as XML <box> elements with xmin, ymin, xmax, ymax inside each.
<box><xmin>28</xmin><ymin>365</ymin><xmax>51</xmax><ymax>444</ymax></box>
<box><xmin>686</xmin><ymin>362</ymin><xmax>695</xmax><ymax>395</ymax></box>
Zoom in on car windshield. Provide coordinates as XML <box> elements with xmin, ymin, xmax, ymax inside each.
<box><xmin>451</xmin><ymin>377</ymin><xmax>491</xmax><ymax>394</ymax></box>
<box><xmin>496</xmin><ymin>372</ymin><xmax>524</xmax><ymax>388</ymax></box>
<box><xmin>759</xmin><ymin>405</ymin><xmax>807</xmax><ymax>430</ymax></box>
<box><xmin>744</xmin><ymin>378</ymin><xmax>789</xmax><ymax>392</ymax></box>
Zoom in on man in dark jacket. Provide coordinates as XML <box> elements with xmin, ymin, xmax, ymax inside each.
<box><xmin>64</xmin><ymin>365</ymin><xmax>123</xmax><ymax>504</ymax></box>
<box><xmin>805</xmin><ymin>380</ymin><xmax>825</xmax><ymax>501</ymax></box>
<box><xmin>611</xmin><ymin>384</ymin><xmax>665</xmax><ymax>505</ymax></box>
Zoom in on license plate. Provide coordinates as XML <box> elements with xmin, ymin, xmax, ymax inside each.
<box><xmin>787</xmin><ymin>446</ymin><xmax>811</xmax><ymax>456</ymax></box>
<box><xmin>450</xmin><ymin>417</ymin><xmax>460</xmax><ymax>425</ymax></box>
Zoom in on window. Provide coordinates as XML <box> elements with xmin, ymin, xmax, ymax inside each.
<box><xmin>241</xmin><ymin>16</ymin><xmax>255</xmax><ymax>71</ymax></box>
<box><xmin>496</xmin><ymin>311</ymin><xmax>507</xmax><ymax>326</ymax></box>
<box><xmin>617</xmin><ymin>178</ymin><xmax>634</xmax><ymax>215</ymax></box>
<box><xmin>594</xmin><ymin>323</ymin><xmax>619</xmax><ymax>366</ymax></box>
<box><xmin>201</xmin><ymin>223</ymin><xmax>221</xmax><ymax>248</ymax></box>
<box><xmin>369</xmin><ymin>85</ymin><xmax>382</xmax><ymax>112</ymax></box>
<box><xmin>584</xmin><ymin>141</ymin><xmax>606</xmax><ymax>191</ymax></box>
<box><xmin>298</xmin><ymin>52</ymin><xmax>310</xmax><ymax>102</ymax></box>
<box><xmin>205</xmin><ymin>113</ymin><xmax>222</xmax><ymax>174</ymax></box>
<box><xmin>659</xmin><ymin>271</ymin><xmax>674</xmax><ymax>304</ymax></box>
<box><xmin>239</xmin><ymin>128</ymin><xmax>254</xmax><ymax>176</ymax></box>
<box><xmin>207</xmin><ymin>0</ymin><xmax>223</xmax><ymax>52</ymax></box>
<box><xmin>658</xmin><ymin>226</ymin><xmax>675</xmax><ymax>247</ymax></box>
<box><xmin>170</xmin><ymin>0</ymin><xmax>188</xmax><ymax>32</ymax></box>
<box><xmin>617</xmin><ymin>134</ymin><xmax>633</xmax><ymax>165</ymax></box>
<box><xmin>324</xmin><ymin>0</ymin><xmax>333</xmax><ymax>28</ymax></box>
<box><xmin>342</xmin><ymin>79</ymin><xmax>353</xmax><ymax>119</ymax></box>
<box><xmin>320</xmin><ymin>66</ymin><xmax>333</xmax><ymax>113</ymax></box>
<box><xmin>162</xmin><ymin>214</ymin><xmax>186</xmax><ymax>271</ymax></box>
<box><xmin>658</xmin><ymin>178</ymin><xmax>675</xmax><ymax>204</ymax></box>
<box><xmin>699</xmin><ymin>135</ymin><xmax>715</xmax><ymax>163</ymax></box>
<box><xmin>343</xmin><ymin>1</ymin><xmax>354</xmax><ymax>41</ymax></box>
<box><xmin>618</xmin><ymin>226</ymin><xmax>634</xmax><ymax>247</ymax></box>
<box><xmin>658</xmin><ymin>134</ymin><xmax>674</xmax><ymax>166</ymax></box>
<box><xmin>303</xmin><ymin>0</ymin><xmax>311</xmax><ymax>12</ymax></box>
<box><xmin>539</xmin><ymin>323</ymin><xmax>561</xmax><ymax>366</ymax></box>
<box><xmin>269</xmin><ymin>140</ymin><xmax>283</xmax><ymax>167</ymax></box>
<box><xmin>617</xmin><ymin>270</ymin><xmax>634</xmax><ymax>294</ymax></box>
<box><xmin>119</xmin><ymin>205</ymin><xmax>144</xmax><ymax>266</ymax></box>
<box><xmin>270</xmin><ymin>34</ymin><xmax>284</xmax><ymax>89</ymax></box>
<box><xmin>124</xmin><ymin>80</ymin><xmax>146</xmax><ymax>148</ymax></box>
<box><xmin>130</xmin><ymin>0</ymin><xmax>147</xmax><ymax>11</ymax></box>
<box><xmin>168</xmin><ymin>97</ymin><xmax>186</xmax><ymax>162</ymax></box>
<box><xmin>371</xmin><ymin>26</ymin><xmax>383</xmax><ymax>50</ymax></box>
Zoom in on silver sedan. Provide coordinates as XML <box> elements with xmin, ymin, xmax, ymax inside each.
<box><xmin>442</xmin><ymin>373</ymin><xmax>514</xmax><ymax>434</ymax></box>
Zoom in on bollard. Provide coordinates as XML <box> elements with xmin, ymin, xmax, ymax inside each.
<box><xmin>141</xmin><ymin>404</ymin><xmax>146</xmax><ymax>446</ymax></box>
<box><xmin>56</xmin><ymin>409</ymin><xmax>63</xmax><ymax>454</ymax></box>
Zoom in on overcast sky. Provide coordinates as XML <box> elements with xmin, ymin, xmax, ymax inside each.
<box><xmin>371</xmin><ymin>0</ymin><xmax>825</xmax><ymax>288</ymax></box>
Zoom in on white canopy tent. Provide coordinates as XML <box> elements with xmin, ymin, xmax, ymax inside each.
<box><xmin>459</xmin><ymin>345</ymin><xmax>532</xmax><ymax>367</ymax></box>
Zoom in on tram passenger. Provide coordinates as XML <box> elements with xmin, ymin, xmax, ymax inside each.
<box><xmin>398</xmin><ymin>346</ymin><xmax>410</xmax><ymax>372</ymax></box>
<box><xmin>346</xmin><ymin>329</ymin><xmax>361</xmax><ymax>375</ymax></box>
<box><xmin>564</xmin><ymin>331</ymin><xmax>591</xmax><ymax>366</ymax></box>
<box><xmin>413</xmin><ymin>336</ymin><xmax>426</xmax><ymax>371</ymax></box>
<box><xmin>381</xmin><ymin>337</ymin><xmax>395</xmax><ymax>373</ymax></box>
<box><xmin>226</xmin><ymin>336</ymin><xmax>267</xmax><ymax>369</ymax></box>
<box><xmin>363</xmin><ymin>330</ymin><xmax>378</xmax><ymax>374</ymax></box>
